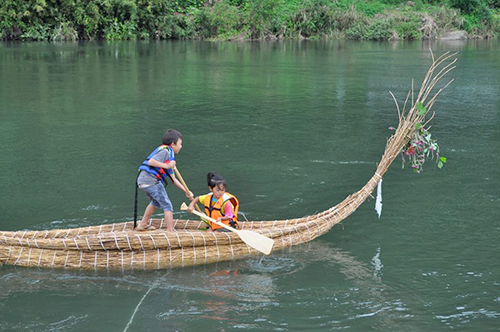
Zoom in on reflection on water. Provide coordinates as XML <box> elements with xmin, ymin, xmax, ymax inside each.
<box><xmin>0</xmin><ymin>240</ymin><xmax>400</xmax><ymax>331</ymax></box>
<box><xmin>1</xmin><ymin>236</ymin><xmax>498</xmax><ymax>330</ymax></box>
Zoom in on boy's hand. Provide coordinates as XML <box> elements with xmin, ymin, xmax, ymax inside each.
<box><xmin>186</xmin><ymin>191</ymin><xmax>194</xmax><ymax>200</ymax></box>
<box><xmin>167</xmin><ymin>160</ymin><xmax>176</xmax><ymax>169</ymax></box>
<box><xmin>187</xmin><ymin>205</ymin><xmax>194</xmax><ymax>213</ymax></box>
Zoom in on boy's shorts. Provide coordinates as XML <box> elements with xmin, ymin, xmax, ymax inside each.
<box><xmin>141</xmin><ymin>182</ymin><xmax>173</xmax><ymax>212</ymax></box>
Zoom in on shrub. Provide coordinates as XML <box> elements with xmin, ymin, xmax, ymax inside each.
<box><xmin>194</xmin><ymin>1</ymin><xmax>241</xmax><ymax>39</ymax></box>
<box><xmin>449</xmin><ymin>0</ymin><xmax>493</xmax><ymax>22</ymax></box>
<box><xmin>365</xmin><ymin>18</ymin><xmax>394</xmax><ymax>40</ymax></box>
<box><xmin>73</xmin><ymin>2</ymin><xmax>102</xmax><ymax>39</ymax></box>
<box><xmin>21</xmin><ymin>25</ymin><xmax>51</xmax><ymax>41</ymax></box>
<box><xmin>103</xmin><ymin>19</ymin><xmax>136</xmax><ymax>40</ymax></box>
<box><xmin>243</xmin><ymin>0</ymin><xmax>283</xmax><ymax>39</ymax></box>
<box><xmin>430</xmin><ymin>5</ymin><xmax>464</xmax><ymax>31</ymax></box>
<box><xmin>355</xmin><ymin>1</ymin><xmax>388</xmax><ymax>17</ymax></box>
<box><xmin>396</xmin><ymin>19</ymin><xmax>423</xmax><ymax>39</ymax></box>
<box><xmin>52</xmin><ymin>21</ymin><xmax>79</xmax><ymax>41</ymax></box>
<box><xmin>0</xmin><ymin>0</ymin><xmax>498</xmax><ymax>41</ymax></box>
<box><xmin>136</xmin><ymin>0</ymin><xmax>179</xmax><ymax>39</ymax></box>
<box><xmin>345</xmin><ymin>21</ymin><xmax>367</xmax><ymax>39</ymax></box>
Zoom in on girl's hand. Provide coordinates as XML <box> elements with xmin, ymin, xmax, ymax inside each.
<box><xmin>186</xmin><ymin>191</ymin><xmax>194</xmax><ymax>200</ymax></box>
<box><xmin>187</xmin><ymin>205</ymin><xmax>194</xmax><ymax>213</ymax></box>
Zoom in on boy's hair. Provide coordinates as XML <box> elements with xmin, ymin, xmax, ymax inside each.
<box><xmin>162</xmin><ymin>129</ymin><xmax>182</xmax><ymax>145</ymax></box>
<box><xmin>207</xmin><ymin>172</ymin><xmax>227</xmax><ymax>190</ymax></box>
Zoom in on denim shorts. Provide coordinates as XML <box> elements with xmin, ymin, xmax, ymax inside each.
<box><xmin>141</xmin><ymin>182</ymin><xmax>173</xmax><ymax>212</ymax></box>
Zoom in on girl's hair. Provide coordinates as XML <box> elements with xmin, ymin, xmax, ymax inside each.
<box><xmin>207</xmin><ymin>172</ymin><xmax>226</xmax><ymax>189</ymax></box>
<box><xmin>162</xmin><ymin>129</ymin><xmax>182</xmax><ymax>145</ymax></box>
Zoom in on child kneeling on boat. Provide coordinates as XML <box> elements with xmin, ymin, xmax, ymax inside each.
<box><xmin>188</xmin><ymin>172</ymin><xmax>239</xmax><ymax>232</ymax></box>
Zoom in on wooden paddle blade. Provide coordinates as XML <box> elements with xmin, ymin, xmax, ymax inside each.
<box><xmin>238</xmin><ymin>230</ymin><xmax>274</xmax><ymax>255</ymax></box>
<box><xmin>185</xmin><ymin>204</ymin><xmax>274</xmax><ymax>255</ymax></box>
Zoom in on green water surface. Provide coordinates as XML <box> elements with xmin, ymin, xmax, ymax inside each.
<box><xmin>0</xmin><ymin>40</ymin><xmax>499</xmax><ymax>331</ymax></box>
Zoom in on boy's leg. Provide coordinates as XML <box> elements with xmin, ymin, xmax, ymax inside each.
<box><xmin>136</xmin><ymin>203</ymin><xmax>156</xmax><ymax>229</ymax></box>
<box><xmin>138</xmin><ymin>182</ymin><xmax>173</xmax><ymax>231</ymax></box>
<box><xmin>164</xmin><ymin>210</ymin><xmax>174</xmax><ymax>232</ymax></box>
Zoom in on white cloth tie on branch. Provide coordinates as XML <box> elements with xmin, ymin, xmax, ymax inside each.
<box><xmin>375</xmin><ymin>178</ymin><xmax>383</xmax><ymax>218</ymax></box>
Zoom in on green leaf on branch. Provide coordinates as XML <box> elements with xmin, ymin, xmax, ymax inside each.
<box><xmin>415</xmin><ymin>123</ymin><xmax>423</xmax><ymax>130</ymax></box>
<box><xmin>437</xmin><ymin>156</ymin><xmax>447</xmax><ymax>169</ymax></box>
<box><xmin>416</xmin><ymin>102</ymin><xmax>427</xmax><ymax>115</ymax></box>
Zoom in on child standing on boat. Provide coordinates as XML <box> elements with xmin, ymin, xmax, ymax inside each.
<box><xmin>188</xmin><ymin>173</ymin><xmax>239</xmax><ymax>232</ymax></box>
<box><xmin>135</xmin><ymin>129</ymin><xmax>193</xmax><ymax>232</ymax></box>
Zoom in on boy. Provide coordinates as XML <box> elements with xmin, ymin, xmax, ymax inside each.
<box><xmin>136</xmin><ymin>129</ymin><xmax>193</xmax><ymax>232</ymax></box>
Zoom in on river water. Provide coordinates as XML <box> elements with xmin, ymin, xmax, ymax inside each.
<box><xmin>0</xmin><ymin>40</ymin><xmax>499</xmax><ymax>331</ymax></box>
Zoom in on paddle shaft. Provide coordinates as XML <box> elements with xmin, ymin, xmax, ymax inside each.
<box><xmin>182</xmin><ymin>203</ymin><xmax>273</xmax><ymax>255</ymax></box>
<box><xmin>173</xmin><ymin>167</ymin><xmax>202</xmax><ymax>213</ymax></box>
<box><xmin>181</xmin><ymin>202</ymin><xmax>274</xmax><ymax>255</ymax></box>
<box><xmin>190</xmin><ymin>209</ymin><xmax>237</xmax><ymax>233</ymax></box>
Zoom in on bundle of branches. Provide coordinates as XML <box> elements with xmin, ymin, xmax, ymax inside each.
<box><xmin>377</xmin><ymin>50</ymin><xmax>457</xmax><ymax>177</ymax></box>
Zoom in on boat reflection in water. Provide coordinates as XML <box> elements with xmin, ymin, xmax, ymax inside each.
<box><xmin>1</xmin><ymin>239</ymin><xmax>406</xmax><ymax>330</ymax></box>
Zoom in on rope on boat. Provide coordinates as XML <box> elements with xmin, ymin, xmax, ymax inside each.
<box><xmin>188</xmin><ymin>232</ymin><xmax>196</xmax><ymax>265</ymax></box>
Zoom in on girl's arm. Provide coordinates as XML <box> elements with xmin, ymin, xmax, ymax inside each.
<box><xmin>218</xmin><ymin>202</ymin><xmax>234</xmax><ymax>222</ymax></box>
<box><xmin>187</xmin><ymin>196</ymin><xmax>200</xmax><ymax>213</ymax></box>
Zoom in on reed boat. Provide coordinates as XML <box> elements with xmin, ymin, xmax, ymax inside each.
<box><xmin>0</xmin><ymin>52</ymin><xmax>456</xmax><ymax>270</ymax></box>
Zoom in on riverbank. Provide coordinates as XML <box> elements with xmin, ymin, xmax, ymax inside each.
<box><xmin>1</xmin><ymin>0</ymin><xmax>499</xmax><ymax>41</ymax></box>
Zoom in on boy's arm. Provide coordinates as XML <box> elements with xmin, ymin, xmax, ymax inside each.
<box><xmin>148</xmin><ymin>158</ymin><xmax>175</xmax><ymax>170</ymax></box>
<box><xmin>170</xmin><ymin>173</ymin><xmax>194</xmax><ymax>199</ymax></box>
<box><xmin>148</xmin><ymin>157</ymin><xmax>192</xmax><ymax>195</ymax></box>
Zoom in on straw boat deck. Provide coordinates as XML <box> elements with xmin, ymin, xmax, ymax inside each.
<box><xmin>0</xmin><ymin>52</ymin><xmax>456</xmax><ymax>270</ymax></box>
<box><xmin>0</xmin><ymin>172</ymin><xmax>379</xmax><ymax>270</ymax></box>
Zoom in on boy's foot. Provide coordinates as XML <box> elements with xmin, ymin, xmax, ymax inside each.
<box><xmin>135</xmin><ymin>225</ymin><xmax>156</xmax><ymax>231</ymax></box>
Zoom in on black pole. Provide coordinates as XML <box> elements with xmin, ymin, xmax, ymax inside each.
<box><xmin>134</xmin><ymin>173</ymin><xmax>139</xmax><ymax>229</ymax></box>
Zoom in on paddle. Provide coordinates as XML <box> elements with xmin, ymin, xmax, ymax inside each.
<box><xmin>173</xmin><ymin>166</ymin><xmax>210</xmax><ymax>225</ymax></box>
<box><xmin>180</xmin><ymin>202</ymin><xmax>274</xmax><ymax>255</ymax></box>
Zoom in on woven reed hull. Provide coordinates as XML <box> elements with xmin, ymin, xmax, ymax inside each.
<box><xmin>0</xmin><ymin>222</ymin><xmax>327</xmax><ymax>270</ymax></box>
<box><xmin>0</xmin><ymin>215</ymin><xmax>337</xmax><ymax>270</ymax></box>
<box><xmin>0</xmin><ymin>224</ymin><xmax>329</xmax><ymax>270</ymax></box>
<box><xmin>0</xmin><ymin>175</ymin><xmax>381</xmax><ymax>270</ymax></box>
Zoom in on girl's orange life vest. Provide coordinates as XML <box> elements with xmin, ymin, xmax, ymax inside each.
<box><xmin>202</xmin><ymin>193</ymin><xmax>239</xmax><ymax>230</ymax></box>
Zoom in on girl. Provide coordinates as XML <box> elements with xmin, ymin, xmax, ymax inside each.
<box><xmin>188</xmin><ymin>173</ymin><xmax>239</xmax><ymax>231</ymax></box>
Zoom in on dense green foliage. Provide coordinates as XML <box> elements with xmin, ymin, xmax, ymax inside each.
<box><xmin>1</xmin><ymin>0</ymin><xmax>499</xmax><ymax>41</ymax></box>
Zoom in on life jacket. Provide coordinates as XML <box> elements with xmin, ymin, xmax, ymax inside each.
<box><xmin>203</xmin><ymin>192</ymin><xmax>239</xmax><ymax>230</ymax></box>
<box><xmin>138</xmin><ymin>145</ymin><xmax>174</xmax><ymax>184</ymax></box>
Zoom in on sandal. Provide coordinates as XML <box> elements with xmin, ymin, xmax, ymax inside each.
<box><xmin>135</xmin><ymin>225</ymin><xmax>156</xmax><ymax>231</ymax></box>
